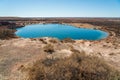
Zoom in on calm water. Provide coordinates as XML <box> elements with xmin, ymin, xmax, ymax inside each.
<box><xmin>15</xmin><ymin>24</ymin><xmax>108</xmax><ymax>40</ymax></box>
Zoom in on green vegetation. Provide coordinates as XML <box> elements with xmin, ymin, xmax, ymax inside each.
<box><xmin>0</xmin><ymin>29</ymin><xmax>15</xmax><ymax>39</ymax></box>
<box><xmin>27</xmin><ymin>49</ymin><xmax>120</xmax><ymax>80</ymax></box>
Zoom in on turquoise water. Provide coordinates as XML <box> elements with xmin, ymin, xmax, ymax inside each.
<box><xmin>15</xmin><ymin>24</ymin><xmax>108</xmax><ymax>40</ymax></box>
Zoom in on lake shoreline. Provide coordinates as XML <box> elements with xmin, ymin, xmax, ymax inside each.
<box><xmin>15</xmin><ymin>23</ymin><xmax>108</xmax><ymax>40</ymax></box>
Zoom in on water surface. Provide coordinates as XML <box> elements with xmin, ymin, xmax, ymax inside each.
<box><xmin>15</xmin><ymin>24</ymin><xmax>108</xmax><ymax>40</ymax></box>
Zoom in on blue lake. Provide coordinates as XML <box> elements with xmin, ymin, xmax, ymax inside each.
<box><xmin>15</xmin><ymin>24</ymin><xmax>108</xmax><ymax>40</ymax></box>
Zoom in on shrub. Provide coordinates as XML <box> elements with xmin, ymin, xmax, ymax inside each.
<box><xmin>43</xmin><ymin>44</ymin><xmax>54</xmax><ymax>54</ymax></box>
<box><xmin>0</xmin><ymin>29</ymin><xmax>15</xmax><ymax>39</ymax></box>
<box><xmin>39</xmin><ymin>38</ymin><xmax>48</xmax><ymax>44</ymax></box>
<box><xmin>27</xmin><ymin>49</ymin><xmax>120</xmax><ymax>80</ymax></box>
<box><xmin>61</xmin><ymin>38</ymin><xmax>75</xmax><ymax>43</ymax></box>
<box><xmin>49</xmin><ymin>39</ymin><xmax>59</xmax><ymax>43</ymax></box>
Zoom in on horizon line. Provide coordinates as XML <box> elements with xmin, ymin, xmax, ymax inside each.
<box><xmin>0</xmin><ymin>16</ymin><xmax>120</xmax><ymax>18</ymax></box>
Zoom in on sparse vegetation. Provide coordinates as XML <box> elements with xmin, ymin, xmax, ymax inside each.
<box><xmin>28</xmin><ymin>49</ymin><xmax>120</xmax><ymax>80</ymax></box>
<box><xmin>0</xmin><ymin>28</ymin><xmax>15</xmax><ymax>39</ymax></box>
<box><xmin>61</xmin><ymin>38</ymin><xmax>75</xmax><ymax>43</ymax></box>
<box><xmin>43</xmin><ymin>44</ymin><xmax>55</xmax><ymax>54</ymax></box>
<box><xmin>49</xmin><ymin>39</ymin><xmax>59</xmax><ymax>43</ymax></box>
<box><xmin>0</xmin><ymin>18</ymin><xmax>120</xmax><ymax>80</ymax></box>
<box><xmin>39</xmin><ymin>38</ymin><xmax>48</xmax><ymax>44</ymax></box>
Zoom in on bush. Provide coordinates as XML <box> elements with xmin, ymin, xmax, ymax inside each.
<box><xmin>0</xmin><ymin>29</ymin><xmax>15</xmax><ymax>39</ymax></box>
<box><xmin>27</xmin><ymin>49</ymin><xmax>120</xmax><ymax>80</ymax></box>
<box><xmin>43</xmin><ymin>44</ymin><xmax>55</xmax><ymax>54</ymax></box>
<box><xmin>61</xmin><ymin>38</ymin><xmax>75</xmax><ymax>43</ymax></box>
<box><xmin>49</xmin><ymin>39</ymin><xmax>59</xmax><ymax>43</ymax></box>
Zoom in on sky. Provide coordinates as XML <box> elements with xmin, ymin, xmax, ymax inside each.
<box><xmin>0</xmin><ymin>0</ymin><xmax>120</xmax><ymax>17</ymax></box>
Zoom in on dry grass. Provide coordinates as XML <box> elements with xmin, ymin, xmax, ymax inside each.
<box><xmin>43</xmin><ymin>44</ymin><xmax>55</xmax><ymax>54</ymax></box>
<box><xmin>49</xmin><ymin>38</ymin><xmax>59</xmax><ymax>43</ymax></box>
<box><xmin>0</xmin><ymin>28</ymin><xmax>15</xmax><ymax>39</ymax></box>
<box><xmin>61</xmin><ymin>38</ymin><xmax>75</xmax><ymax>43</ymax></box>
<box><xmin>27</xmin><ymin>49</ymin><xmax>120</xmax><ymax>80</ymax></box>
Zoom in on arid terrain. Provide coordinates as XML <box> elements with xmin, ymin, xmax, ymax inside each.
<box><xmin>0</xmin><ymin>17</ymin><xmax>120</xmax><ymax>80</ymax></box>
